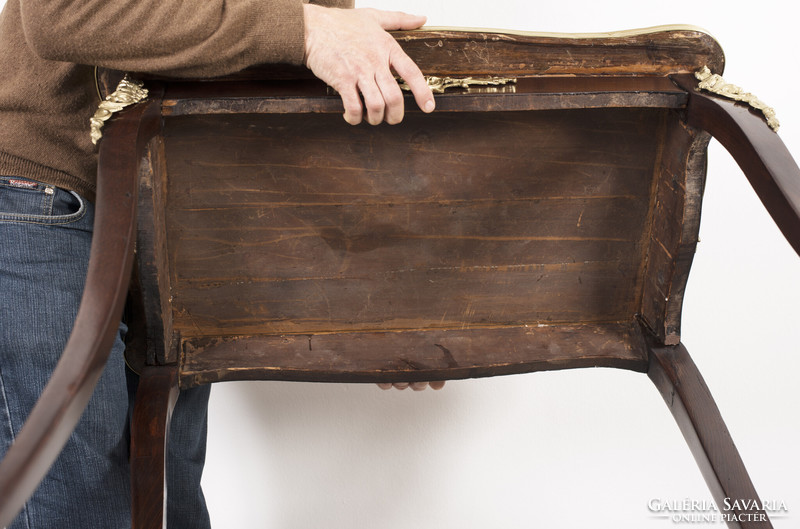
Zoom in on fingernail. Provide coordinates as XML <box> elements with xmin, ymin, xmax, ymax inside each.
<box><xmin>424</xmin><ymin>100</ymin><xmax>435</xmax><ymax>113</ymax></box>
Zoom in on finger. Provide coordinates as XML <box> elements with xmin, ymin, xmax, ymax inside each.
<box><xmin>429</xmin><ymin>381</ymin><xmax>446</xmax><ymax>390</ymax></box>
<box><xmin>409</xmin><ymin>382</ymin><xmax>429</xmax><ymax>391</ymax></box>
<box><xmin>392</xmin><ymin>382</ymin><xmax>410</xmax><ymax>390</ymax></box>
<box><xmin>337</xmin><ymin>84</ymin><xmax>364</xmax><ymax>125</ymax></box>
<box><xmin>358</xmin><ymin>76</ymin><xmax>386</xmax><ymax>126</ymax></box>
<box><xmin>376</xmin><ymin>68</ymin><xmax>405</xmax><ymax>124</ymax></box>
<box><xmin>377</xmin><ymin>383</ymin><xmax>393</xmax><ymax>390</ymax></box>
<box><xmin>390</xmin><ymin>47</ymin><xmax>434</xmax><ymax>114</ymax></box>
<box><xmin>373</xmin><ymin>10</ymin><xmax>427</xmax><ymax>31</ymax></box>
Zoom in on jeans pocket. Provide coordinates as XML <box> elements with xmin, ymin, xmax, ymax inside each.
<box><xmin>0</xmin><ymin>176</ymin><xmax>86</xmax><ymax>226</ymax></box>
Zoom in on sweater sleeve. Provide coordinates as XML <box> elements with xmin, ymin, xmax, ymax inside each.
<box><xmin>19</xmin><ymin>0</ymin><xmax>353</xmax><ymax>78</ymax></box>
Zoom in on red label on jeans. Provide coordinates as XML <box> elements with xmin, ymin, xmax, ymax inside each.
<box><xmin>7</xmin><ymin>179</ymin><xmax>38</xmax><ymax>189</ymax></box>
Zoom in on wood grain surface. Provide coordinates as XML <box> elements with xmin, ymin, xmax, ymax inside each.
<box><xmin>162</xmin><ymin>109</ymin><xmax>660</xmax><ymax>340</ymax></box>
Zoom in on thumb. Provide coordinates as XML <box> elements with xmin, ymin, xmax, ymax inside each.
<box><xmin>373</xmin><ymin>10</ymin><xmax>427</xmax><ymax>31</ymax></box>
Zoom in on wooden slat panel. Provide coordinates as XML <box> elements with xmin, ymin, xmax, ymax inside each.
<box><xmin>639</xmin><ymin>113</ymin><xmax>709</xmax><ymax>343</ymax></box>
<box><xmin>179</xmin><ymin>323</ymin><xmax>648</xmax><ymax>387</ymax></box>
<box><xmin>135</xmin><ymin>137</ymin><xmax>177</xmax><ymax>364</ymax></box>
<box><xmin>171</xmin><ymin>199</ymin><xmax>644</xmax><ymax>276</ymax></box>
<box><xmin>164</xmin><ymin>108</ymin><xmax>664</xmax><ymax>336</ymax></box>
<box><xmin>160</xmin><ymin>76</ymin><xmax>687</xmax><ymax>117</ymax></box>
<box><xmin>164</xmin><ymin>109</ymin><xmax>659</xmax><ymax>202</ymax></box>
<box><xmin>172</xmin><ymin>265</ymin><xmax>635</xmax><ymax>335</ymax></box>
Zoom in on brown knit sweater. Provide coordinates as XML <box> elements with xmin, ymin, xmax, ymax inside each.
<box><xmin>0</xmin><ymin>0</ymin><xmax>352</xmax><ymax>201</ymax></box>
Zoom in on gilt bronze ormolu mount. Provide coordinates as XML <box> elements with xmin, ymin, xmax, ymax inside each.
<box><xmin>399</xmin><ymin>75</ymin><xmax>517</xmax><ymax>93</ymax></box>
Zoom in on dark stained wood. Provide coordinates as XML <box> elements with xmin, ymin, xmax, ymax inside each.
<box><xmin>180</xmin><ymin>323</ymin><xmax>648</xmax><ymax>387</ymax></box>
<box><xmin>160</xmin><ymin>76</ymin><xmax>687</xmax><ymax>116</ymax></box>
<box><xmin>638</xmin><ymin>113</ymin><xmax>712</xmax><ymax>344</ymax></box>
<box><xmin>646</xmin><ymin>335</ymin><xmax>773</xmax><ymax>528</ymax></box>
<box><xmin>672</xmin><ymin>74</ymin><xmax>800</xmax><ymax>256</ymax></box>
<box><xmin>163</xmin><ymin>109</ymin><xmax>662</xmax><ymax>338</ymax></box>
<box><xmin>392</xmin><ymin>27</ymin><xmax>724</xmax><ymax>77</ymax></box>
<box><xmin>124</xmin><ymin>260</ymin><xmax>149</xmax><ymax>375</ymax></box>
<box><xmin>136</xmin><ymin>135</ymin><xmax>177</xmax><ymax>365</ymax></box>
<box><xmin>131</xmin><ymin>366</ymin><xmax>179</xmax><ymax>529</ymax></box>
<box><xmin>0</xmin><ymin>101</ymin><xmax>150</xmax><ymax>527</ymax></box>
<box><xmin>177</xmin><ymin>26</ymin><xmax>722</xmax><ymax>82</ymax></box>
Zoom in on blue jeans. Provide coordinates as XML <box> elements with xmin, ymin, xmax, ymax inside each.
<box><xmin>0</xmin><ymin>177</ymin><xmax>211</xmax><ymax>528</ymax></box>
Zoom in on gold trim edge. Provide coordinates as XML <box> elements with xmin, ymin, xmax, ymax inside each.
<box><xmin>695</xmin><ymin>66</ymin><xmax>779</xmax><ymax>132</ymax></box>
<box><xmin>409</xmin><ymin>24</ymin><xmax>716</xmax><ymax>41</ymax></box>
<box><xmin>90</xmin><ymin>75</ymin><xmax>149</xmax><ymax>145</ymax></box>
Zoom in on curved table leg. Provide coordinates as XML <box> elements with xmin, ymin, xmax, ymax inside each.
<box><xmin>647</xmin><ymin>338</ymin><xmax>772</xmax><ymax>528</ymax></box>
<box><xmin>671</xmin><ymin>73</ymin><xmax>800</xmax><ymax>257</ymax></box>
<box><xmin>131</xmin><ymin>366</ymin><xmax>179</xmax><ymax>529</ymax></box>
<box><xmin>0</xmin><ymin>100</ymin><xmax>155</xmax><ymax>527</ymax></box>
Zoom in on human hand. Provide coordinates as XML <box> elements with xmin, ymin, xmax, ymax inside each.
<box><xmin>377</xmin><ymin>381</ymin><xmax>446</xmax><ymax>391</ymax></box>
<box><xmin>303</xmin><ymin>5</ymin><xmax>435</xmax><ymax>125</ymax></box>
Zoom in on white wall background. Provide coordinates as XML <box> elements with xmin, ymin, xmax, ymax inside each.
<box><xmin>199</xmin><ymin>1</ymin><xmax>800</xmax><ymax>527</ymax></box>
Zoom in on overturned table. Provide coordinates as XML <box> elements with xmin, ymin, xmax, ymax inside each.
<box><xmin>1</xmin><ymin>26</ymin><xmax>798</xmax><ymax>529</ymax></box>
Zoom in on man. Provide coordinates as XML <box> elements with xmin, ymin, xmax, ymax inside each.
<box><xmin>0</xmin><ymin>1</ymin><xmax>436</xmax><ymax>526</ymax></box>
